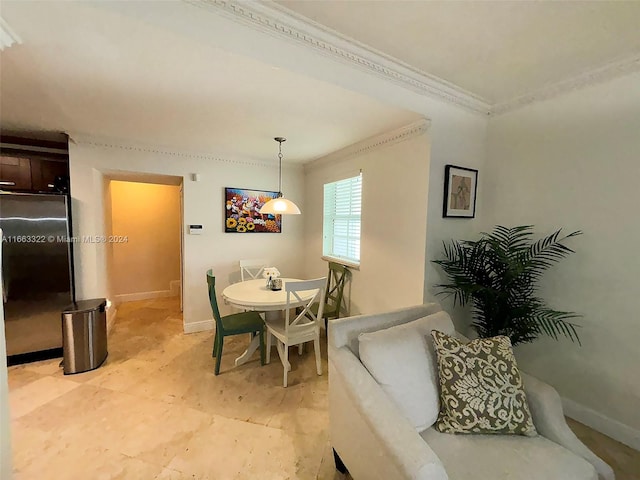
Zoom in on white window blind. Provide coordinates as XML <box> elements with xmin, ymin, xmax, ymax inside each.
<box><xmin>323</xmin><ymin>174</ymin><xmax>362</xmax><ymax>265</ymax></box>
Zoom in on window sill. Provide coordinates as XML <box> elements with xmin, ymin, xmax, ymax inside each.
<box><xmin>322</xmin><ymin>256</ymin><xmax>360</xmax><ymax>270</ymax></box>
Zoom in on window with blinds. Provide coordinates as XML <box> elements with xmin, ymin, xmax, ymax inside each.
<box><xmin>323</xmin><ymin>173</ymin><xmax>362</xmax><ymax>265</ymax></box>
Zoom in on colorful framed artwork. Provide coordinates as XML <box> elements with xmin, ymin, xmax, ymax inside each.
<box><xmin>443</xmin><ymin>165</ymin><xmax>478</xmax><ymax>218</ymax></box>
<box><xmin>224</xmin><ymin>187</ymin><xmax>282</xmax><ymax>233</ymax></box>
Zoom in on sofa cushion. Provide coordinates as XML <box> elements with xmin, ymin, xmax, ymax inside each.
<box><xmin>421</xmin><ymin>427</ymin><xmax>597</xmax><ymax>480</ymax></box>
<box><xmin>431</xmin><ymin>330</ymin><xmax>536</xmax><ymax>436</ymax></box>
<box><xmin>358</xmin><ymin>311</ymin><xmax>455</xmax><ymax>432</ymax></box>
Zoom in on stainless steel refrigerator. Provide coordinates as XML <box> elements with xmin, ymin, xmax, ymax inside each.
<box><xmin>0</xmin><ymin>192</ymin><xmax>74</xmax><ymax>359</ymax></box>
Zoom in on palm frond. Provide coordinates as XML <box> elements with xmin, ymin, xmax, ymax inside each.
<box><xmin>529</xmin><ymin>306</ymin><xmax>582</xmax><ymax>345</ymax></box>
<box><xmin>433</xmin><ymin>225</ymin><xmax>582</xmax><ymax>346</ymax></box>
<box><xmin>485</xmin><ymin>225</ymin><xmax>533</xmax><ymax>254</ymax></box>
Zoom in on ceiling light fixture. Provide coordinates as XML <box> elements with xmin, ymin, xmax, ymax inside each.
<box><xmin>0</xmin><ymin>17</ymin><xmax>22</xmax><ymax>51</ymax></box>
<box><xmin>260</xmin><ymin>137</ymin><xmax>301</xmax><ymax>215</ymax></box>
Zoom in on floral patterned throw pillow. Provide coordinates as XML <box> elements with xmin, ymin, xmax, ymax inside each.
<box><xmin>430</xmin><ymin>330</ymin><xmax>537</xmax><ymax>436</ymax></box>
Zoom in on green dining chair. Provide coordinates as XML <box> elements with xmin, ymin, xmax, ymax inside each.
<box><xmin>309</xmin><ymin>262</ymin><xmax>349</xmax><ymax>327</ymax></box>
<box><xmin>207</xmin><ymin>270</ymin><xmax>265</xmax><ymax>375</ymax></box>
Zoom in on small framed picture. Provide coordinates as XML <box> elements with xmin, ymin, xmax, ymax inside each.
<box><xmin>443</xmin><ymin>165</ymin><xmax>478</xmax><ymax>218</ymax></box>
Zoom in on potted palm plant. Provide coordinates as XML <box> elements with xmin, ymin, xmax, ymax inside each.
<box><xmin>434</xmin><ymin>225</ymin><xmax>582</xmax><ymax>345</ymax></box>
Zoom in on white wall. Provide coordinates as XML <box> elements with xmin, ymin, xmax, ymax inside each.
<box><xmin>485</xmin><ymin>72</ymin><xmax>640</xmax><ymax>446</ymax></box>
<box><xmin>304</xmin><ymin>122</ymin><xmax>430</xmax><ymax>315</ymax></box>
<box><xmin>69</xmin><ymin>139</ymin><xmax>305</xmax><ymax>332</ymax></box>
<box><xmin>423</xmin><ymin>106</ymin><xmax>488</xmax><ymax>319</ymax></box>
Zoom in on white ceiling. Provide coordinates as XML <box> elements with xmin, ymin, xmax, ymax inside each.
<box><xmin>0</xmin><ymin>1</ymin><xmax>421</xmax><ymax>163</ymax></box>
<box><xmin>3</xmin><ymin>1</ymin><xmax>638</xmax><ymax>160</ymax></box>
<box><xmin>277</xmin><ymin>0</ymin><xmax>640</xmax><ymax>104</ymax></box>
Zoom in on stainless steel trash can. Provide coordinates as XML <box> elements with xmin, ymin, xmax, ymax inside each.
<box><xmin>61</xmin><ymin>298</ymin><xmax>108</xmax><ymax>374</ymax></box>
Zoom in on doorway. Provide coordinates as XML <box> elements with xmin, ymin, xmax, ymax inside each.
<box><xmin>103</xmin><ymin>175</ymin><xmax>183</xmax><ymax>317</ymax></box>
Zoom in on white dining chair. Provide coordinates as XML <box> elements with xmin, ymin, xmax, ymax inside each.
<box><xmin>239</xmin><ymin>258</ymin><xmax>268</xmax><ymax>282</ymax></box>
<box><xmin>265</xmin><ymin>277</ymin><xmax>327</xmax><ymax>387</ymax></box>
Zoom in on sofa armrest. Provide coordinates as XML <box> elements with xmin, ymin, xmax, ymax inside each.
<box><xmin>329</xmin><ymin>345</ymin><xmax>448</xmax><ymax>480</ymax></box>
<box><xmin>522</xmin><ymin>373</ymin><xmax>614</xmax><ymax>480</ymax></box>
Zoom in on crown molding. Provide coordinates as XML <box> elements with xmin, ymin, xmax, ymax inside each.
<box><xmin>67</xmin><ymin>133</ymin><xmax>300</xmax><ymax>170</ymax></box>
<box><xmin>305</xmin><ymin>118</ymin><xmax>430</xmax><ymax>172</ymax></box>
<box><xmin>186</xmin><ymin>0</ymin><xmax>491</xmax><ymax>115</ymax></box>
<box><xmin>492</xmin><ymin>54</ymin><xmax>640</xmax><ymax>115</ymax></box>
<box><xmin>186</xmin><ymin>1</ymin><xmax>640</xmax><ymax>118</ymax></box>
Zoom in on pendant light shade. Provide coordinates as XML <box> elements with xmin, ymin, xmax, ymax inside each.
<box><xmin>260</xmin><ymin>196</ymin><xmax>301</xmax><ymax>215</ymax></box>
<box><xmin>259</xmin><ymin>137</ymin><xmax>301</xmax><ymax>215</ymax></box>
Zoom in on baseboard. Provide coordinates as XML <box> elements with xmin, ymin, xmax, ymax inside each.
<box><xmin>114</xmin><ymin>289</ymin><xmax>175</xmax><ymax>304</ymax></box>
<box><xmin>106</xmin><ymin>304</ymin><xmax>117</xmax><ymax>334</ymax></box>
<box><xmin>562</xmin><ymin>397</ymin><xmax>640</xmax><ymax>451</ymax></box>
<box><xmin>183</xmin><ymin>319</ymin><xmax>214</xmax><ymax>334</ymax></box>
<box><xmin>170</xmin><ymin>280</ymin><xmax>181</xmax><ymax>297</ymax></box>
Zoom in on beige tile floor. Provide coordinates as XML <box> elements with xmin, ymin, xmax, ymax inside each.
<box><xmin>9</xmin><ymin>297</ymin><xmax>342</xmax><ymax>480</ymax></box>
<box><xmin>7</xmin><ymin>297</ymin><xmax>639</xmax><ymax>479</ymax></box>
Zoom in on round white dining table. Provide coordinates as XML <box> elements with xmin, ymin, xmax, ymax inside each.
<box><xmin>222</xmin><ymin>278</ymin><xmax>317</xmax><ymax>311</ymax></box>
<box><xmin>221</xmin><ymin>278</ymin><xmax>317</xmax><ymax>366</ymax></box>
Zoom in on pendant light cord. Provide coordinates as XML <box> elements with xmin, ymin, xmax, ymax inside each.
<box><xmin>259</xmin><ymin>136</ymin><xmax>300</xmax><ymax>214</ymax></box>
<box><xmin>275</xmin><ymin>137</ymin><xmax>286</xmax><ymax>198</ymax></box>
<box><xmin>278</xmin><ymin>142</ymin><xmax>283</xmax><ymax>195</ymax></box>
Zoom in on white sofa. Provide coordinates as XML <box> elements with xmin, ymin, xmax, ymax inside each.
<box><xmin>328</xmin><ymin>303</ymin><xmax>615</xmax><ymax>480</ymax></box>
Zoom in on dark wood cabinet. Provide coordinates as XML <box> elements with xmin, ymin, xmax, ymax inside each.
<box><xmin>1</xmin><ymin>136</ymin><xmax>69</xmax><ymax>193</ymax></box>
<box><xmin>0</xmin><ymin>156</ymin><xmax>32</xmax><ymax>190</ymax></box>
<box><xmin>31</xmin><ymin>159</ymin><xmax>69</xmax><ymax>192</ymax></box>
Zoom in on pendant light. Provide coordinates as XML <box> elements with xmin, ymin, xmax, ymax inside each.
<box><xmin>259</xmin><ymin>137</ymin><xmax>301</xmax><ymax>215</ymax></box>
